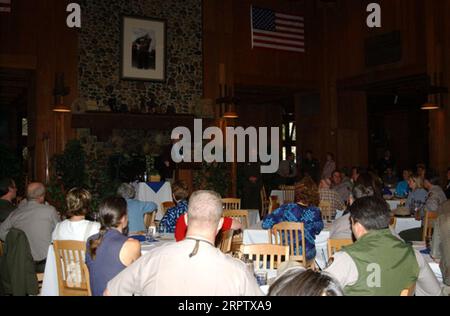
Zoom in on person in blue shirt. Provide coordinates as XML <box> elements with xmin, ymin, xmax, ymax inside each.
<box><xmin>262</xmin><ymin>177</ymin><xmax>324</xmax><ymax>261</ymax></box>
<box><xmin>395</xmin><ymin>169</ymin><xmax>412</xmax><ymax>198</ymax></box>
<box><xmin>159</xmin><ymin>181</ymin><xmax>189</xmax><ymax>233</ymax></box>
<box><xmin>405</xmin><ymin>175</ymin><xmax>428</xmax><ymax>217</ymax></box>
<box><xmin>117</xmin><ymin>183</ymin><xmax>157</xmax><ymax>233</ymax></box>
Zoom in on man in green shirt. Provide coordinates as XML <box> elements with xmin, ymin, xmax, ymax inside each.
<box><xmin>326</xmin><ymin>196</ymin><xmax>442</xmax><ymax>296</ymax></box>
<box><xmin>0</xmin><ymin>178</ymin><xmax>17</xmax><ymax>223</ymax></box>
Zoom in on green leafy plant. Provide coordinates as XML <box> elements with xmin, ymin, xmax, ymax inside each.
<box><xmin>52</xmin><ymin>140</ymin><xmax>86</xmax><ymax>190</ymax></box>
<box><xmin>193</xmin><ymin>162</ymin><xmax>231</xmax><ymax>197</ymax></box>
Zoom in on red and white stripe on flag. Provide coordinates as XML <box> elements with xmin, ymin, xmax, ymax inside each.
<box><xmin>251</xmin><ymin>6</ymin><xmax>305</xmax><ymax>53</ymax></box>
<box><xmin>0</xmin><ymin>0</ymin><xmax>11</xmax><ymax>13</ymax></box>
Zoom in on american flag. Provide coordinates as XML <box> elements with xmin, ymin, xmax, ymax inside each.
<box><xmin>251</xmin><ymin>6</ymin><xmax>305</xmax><ymax>53</ymax></box>
<box><xmin>0</xmin><ymin>0</ymin><xmax>11</xmax><ymax>13</ymax></box>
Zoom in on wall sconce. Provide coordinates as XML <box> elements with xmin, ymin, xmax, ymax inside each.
<box><xmin>52</xmin><ymin>73</ymin><xmax>71</xmax><ymax>113</ymax></box>
<box><xmin>216</xmin><ymin>84</ymin><xmax>239</xmax><ymax>119</ymax></box>
<box><xmin>421</xmin><ymin>93</ymin><xmax>442</xmax><ymax>111</ymax></box>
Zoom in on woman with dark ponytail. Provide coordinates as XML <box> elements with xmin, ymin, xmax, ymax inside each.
<box><xmin>85</xmin><ymin>196</ymin><xmax>141</xmax><ymax>296</ymax></box>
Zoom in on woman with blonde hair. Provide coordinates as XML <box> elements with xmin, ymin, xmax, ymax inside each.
<box><xmin>406</xmin><ymin>175</ymin><xmax>428</xmax><ymax>216</ymax></box>
<box><xmin>262</xmin><ymin>176</ymin><xmax>324</xmax><ymax>261</ymax></box>
<box><xmin>52</xmin><ymin>188</ymin><xmax>100</xmax><ymax>241</ymax></box>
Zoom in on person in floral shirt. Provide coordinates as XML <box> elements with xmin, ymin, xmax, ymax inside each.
<box><xmin>159</xmin><ymin>181</ymin><xmax>189</xmax><ymax>233</ymax></box>
<box><xmin>262</xmin><ymin>177</ymin><xmax>324</xmax><ymax>261</ymax></box>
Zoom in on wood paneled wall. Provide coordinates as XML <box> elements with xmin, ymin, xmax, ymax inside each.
<box><xmin>0</xmin><ymin>0</ymin><xmax>78</xmax><ymax>182</ymax></box>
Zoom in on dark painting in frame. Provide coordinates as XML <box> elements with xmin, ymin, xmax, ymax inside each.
<box><xmin>121</xmin><ymin>15</ymin><xmax>167</xmax><ymax>82</ymax></box>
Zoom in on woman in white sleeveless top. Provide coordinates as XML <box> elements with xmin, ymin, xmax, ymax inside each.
<box><xmin>52</xmin><ymin>188</ymin><xmax>100</xmax><ymax>242</ymax></box>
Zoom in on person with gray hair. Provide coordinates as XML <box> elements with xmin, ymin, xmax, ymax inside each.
<box><xmin>105</xmin><ymin>190</ymin><xmax>263</xmax><ymax>296</ymax></box>
<box><xmin>117</xmin><ymin>183</ymin><xmax>156</xmax><ymax>233</ymax></box>
<box><xmin>0</xmin><ymin>182</ymin><xmax>60</xmax><ymax>272</ymax></box>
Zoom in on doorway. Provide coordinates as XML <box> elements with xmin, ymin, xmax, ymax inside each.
<box><xmin>0</xmin><ymin>68</ymin><xmax>36</xmax><ymax>190</ymax></box>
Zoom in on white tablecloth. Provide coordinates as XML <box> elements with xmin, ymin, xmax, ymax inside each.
<box><xmin>243</xmin><ymin>222</ymin><xmax>330</xmax><ymax>270</ymax></box>
<box><xmin>269</xmin><ymin>190</ymin><xmax>284</xmax><ymax>205</ymax></box>
<box><xmin>386</xmin><ymin>200</ymin><xmax>402</xmax><ymax>210</ymax></box>
<box><xmin>41</xmin><ymin>237</ymin><xmax>176</xmax><ymax>296</ymax></box>
<box><xmin>394</xmin><ymin>217</ymin><xmax>422</xmax><ymax>234</ymax></box>
<box><xmin>134</xmin><ymin>182</ymin><xmax>173</xmax><ymax>221</ymax></box>
<box><xmin>413</xmin><ymin>242</ymin><xmax>443</xmax><ymax>284</ymax></box>
<box><xmin>247</xmin><ymin>210</ymin><xmax>260</xmax><ymax>228</ymax></box>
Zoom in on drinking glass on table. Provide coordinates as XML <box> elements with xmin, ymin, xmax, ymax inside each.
<box><xmin>255</xmin><ymin>270</ymin><xmax>268</xmax><ymax>286</ymax></box>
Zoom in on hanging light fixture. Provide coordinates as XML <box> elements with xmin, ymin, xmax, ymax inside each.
<box><xmin>52</xmin><ymin>73</ymin><xmax>71</xmax><ymax>113</ymax></box>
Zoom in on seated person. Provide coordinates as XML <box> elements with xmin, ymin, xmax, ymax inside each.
<box><xmin>0</xmin><ymin>178</ymin><xmax>17</xmax><ymax>223</ymax></box>
<box><xmin>325</xmin><ymin>196</ymin><xmax>443</xmax><ymax>296</ymax></box>
<box><xmin>52</xmin><ymin>188</ymin><xmax>100</xmax><ymax>241</ymax></box>
<box><xmin>330</xmin><ymin>171</ymin><xmax>353</xmax><ymax>204</ymax></box>
<box><xmin>445</xmin><ymin>167</ymin><xmax>450</xmax><ymax>199</ymax></box>
<box><xmin>174</xmin><ymin>212</ymin><xmax>242</xmax><ymax>242</ymax></box>
<box><xmin>423</xmin><ymin>173</ymin><xmax>447</xmax><ymax>214</ymax></box>
<box><xmin>117</xmin><ymin>183</ymin><xmax>157</xmax><ymax>233</ymax></box>
<box><xmin>85</xmin><ymin>197</ymin><xmax>141</xmax><ymax>296</ymax></box>
<box><xmin>405</xmin><ymin>175</ymin><xmax>428</xmax><ymax>216</ymax></box>
<box><xmin>437</xmin><ymin>200</ymin><xmax>450</xmax><ymax>286</ymax></box>
<box><xmin>319</xmin><ymin>179</ymin><xmax>346</xmax><ymax>215</ymax></box>
<box><xmin>268</xmin><ymin>267</ymin><xmax>343</xmax><ymax>296</ymax></box>
<box><xmin>396</xmin><ymin>169</ymin><xmax>412</xmax><ymax>198</ymax></box>
<box><xmin>0</xmin><ymin>182</ymin><xmax>60</xmax><ymax>273</ymax></box>
<box><xmin>330</xmin><ymin>174</ymin><xmax>377</xmax><ymax>240</ymax></box>
<box><xmin>105</xmin><ymin>191</ymin><xmax>262</xmax><ymax>296</ymax></box>
<box><xmin>159</xmin><ymin>181</ymin><xmax>189</xmax><ymax>233</ymax></box>
<box><xmin>262</xmin><ymin>177</ymin><xmax>324</xmax><ymax>261</ymax></box>
<box><xmin>382</xmin><ymin>167</ymin><xmax>398</xmax><ymax>188</ymax></box>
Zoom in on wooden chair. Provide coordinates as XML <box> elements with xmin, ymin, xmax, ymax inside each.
<box><xmin>217</xmin><ymin>229</ymin><xmax>234</xmax><ymax>254</ymax></box>
<box><xmin>223</xmin><ymin>210</ymin><xmax>249</xmax><ymax>254</ymax></box>
<box><xmin>161</xmin><ymin>201</ymin><xmax>176</xmax><ymax>216</ymax></box>
<box><xmin>270</xmin><ymin>222</ymin><xmax>312</xmax><ymax>267</ymax></box>
<box><xmin>81</xmin><ymin>263</ymin><xmax>92</xmax><ymax>296</ymax></box>
<box><xmin>422</xmin><ymin>211</ymin><xmax>438</xmax><ymax>242</ymax></box>
<box><xmin>280</xmin><ymin>185</ymin><xmax>295</xmax><ymax>204</ymax></box>
<box><xmin>223</xmin><ymin>210</ymin><xmax>249</xmax><ymax>229</ymax></box>
<box><xmin>222</xmin><ymin>198</ymin><xmax>241</xmax><ymax>210</ymax></box>
<box><xmin>241</xmin><ymin>244</ymin><xmax>290</xmax><ymax>270</ymax></box>
<box><xmin>260</xmin><ymin>186</ymin><xmax>270</xmax><ymax>218</ymax></box>
<box><xmin>144</xmin><ymin>211</ymin><xmax>156</xmax><ymax>229</ymax></box>
<box><xmin>268</xmin><ymin>196</ymin><xmax>280</xmax><ymax>214</ymax></box>
<box><xmin>53</xmin><ymin>240</ymin><xmax>91</xmax><ymax>296</ymax></box>
<box><xmin>319</xmin><ymin>200</ymin><xmax>334</xmax><ymax>222</ymax></box>
<box><xmin>389</xmin><ymin>216</ymin><xmax>397</xmax><ymax>231</ymax></box>
<box><xmin>400</xmin><ymin>283</ymin><xmax>416</xmax><ymax>296</ymax></box>
<box><xmin>327</xmin><ymin>239</ymin><xmax>354</xmax><ymax>258</ymax></box>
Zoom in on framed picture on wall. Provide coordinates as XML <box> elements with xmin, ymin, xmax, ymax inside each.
<box><xmin>121</xmin><ymin>16</ymin><xmax>167</xmax><ymax>82</ymax></box>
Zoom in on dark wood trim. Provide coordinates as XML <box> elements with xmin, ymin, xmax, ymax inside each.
<box><xmin>71</xmin><ymin>112</ymin><xmax>209</xmax><ymax>141</ymax></box>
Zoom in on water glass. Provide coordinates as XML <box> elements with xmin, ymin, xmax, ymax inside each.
<box><xmin>255</xmin><ymin>271</ymin><xmax>268</xmax><ymax>286</ymax></box>
<box><xmin>146</xmin><ymin>226</ymin><xmax>156</xmax><ymax>242</ymax></box>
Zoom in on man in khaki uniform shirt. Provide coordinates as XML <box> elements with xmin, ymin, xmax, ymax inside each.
<box><xmin>106</xmin><ymin>190</ymin><xmax>263</xmax><ymax>296</ymax></box>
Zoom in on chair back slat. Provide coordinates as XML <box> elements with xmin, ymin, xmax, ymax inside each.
<box><xmin>279</xmin><ymin>185</ymin><xmax>295</xmax><ymax>204</ymax></box>
<box><xmin>422</xmin><ymin>211</ymin><xmax>438</xmax><ymax>242</ymax></box>
<box><xmin>222</xmin><ymin>198</ymin><xmax>241</xmax><ymax>210</ymax></box>
<box><xmin>327</xmin><ymin>239</ymin><xmax>354</xmax><ymax>258</ymax></box>
<box><xmin>319</xmin><ymin>200</ymin><xmax>334</xmax><ymax>222</ymax></box>
<box><xmin>218</xmin><ymin>229</ymin><xmax>234</xmax><ymax>254</ymax></box>
<box><xmin>271</xmin><ymin>222</ymin><xmax>307</xmax><ymax>266</ymax></box>
<box><xmin>241</xmin><ymin>244</ymin><xmax>289</xmax><ymax>270</ymax></box>
<box><xmin>400</xmin><ymin>283</ymin><xmax>416</xmax><ymax>296</ymax></box>
<box><xmin>53</xmin><ymin>240</ymin><xmax>91</xmax><ymax>296</ymax></box>
<box><xmin>223</xmin><ymin>210</ymin><xmax>249</xmax><ymax>229</ymax></box>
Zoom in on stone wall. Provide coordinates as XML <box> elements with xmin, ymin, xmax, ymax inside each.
<box><xmin>78</xmin><ymin>0</ymin><xmax>203</xmax><ymax>114</ymax></box>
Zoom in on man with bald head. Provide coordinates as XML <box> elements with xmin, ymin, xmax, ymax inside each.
<box><xmin>105</xmin><ymin>190</ymin><xmax>262</xmax><ymax>296</ymax></box>
<box><xmin>0</xmin><ymin>182</ymin><xmax>60</xmax><ymax>272</ymax></box>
